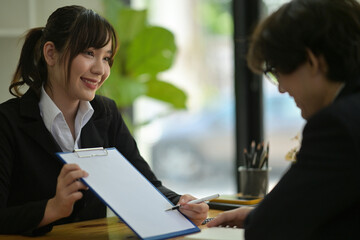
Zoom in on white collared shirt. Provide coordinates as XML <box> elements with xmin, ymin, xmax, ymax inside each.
<box><xmin>39</xmin><ymin>86</ymin><xmax>94</xmax><ymax>152</ymax></box>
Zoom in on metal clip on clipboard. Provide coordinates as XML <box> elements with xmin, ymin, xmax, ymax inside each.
<box><xmin>74</xmin><ymin>147</ymin><xmax>108</xmax><ymax>158</ymax></box>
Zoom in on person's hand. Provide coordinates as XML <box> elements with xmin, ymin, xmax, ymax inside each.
<box><xmin>207</xmin><ymin>207</ymin><xmax>254</xmax><ymax>228</ymax></box>
<box><xmin>39</xmin><ymin>164</ymin><xmax>89</xmax><ymax>227</ymax></box>
<box><xmin>178</xmin><ymin>194</ymin><xmax>209</xmax><ymax>226</ymax></box>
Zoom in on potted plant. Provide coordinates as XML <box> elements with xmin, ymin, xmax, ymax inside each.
<box><xmin>100</xmin><ymin>0</ymin><xmax>187</xmax><ymax>131</ymax></box>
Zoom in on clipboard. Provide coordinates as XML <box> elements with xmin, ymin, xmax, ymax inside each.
<box><xmin>56</xmin><ymin>147</ymin><xmax>199</xmax><ymax>240</ymax></box>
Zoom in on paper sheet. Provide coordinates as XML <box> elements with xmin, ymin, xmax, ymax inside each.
<box><xmin>57</xmin><ymin>148</ymin><xmax>199</xmax><ymax>240</ymax></box>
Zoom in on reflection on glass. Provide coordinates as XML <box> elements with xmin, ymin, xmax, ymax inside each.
<box><xmin>132</xmin><ymin>0</ymin><xmax>235</xmax><ymax>196</ymax></box>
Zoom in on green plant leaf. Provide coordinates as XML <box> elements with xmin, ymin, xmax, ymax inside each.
<box><xmin>99</xmin><ymin>75</ymin><xmax>147</xmax><ymax>108</ymax></box>
<box><xmin>103</xmin><ymin>0</ymin><xmax>123</xmax><ymax>24</ymax></box>
<box><xmin>126</xmin><ymin>26</ymin><xmax>177</xmax><ymax>77</ymax></box>
<box><xmin>116</xmin><ymin>8</ymin><xmax>147</xmax><ymax>44</ymax></box>
<box><xmin>146</xmin><ymin>79</ymin><xmax>187</xmax><ymax>109</ymax></box>
<box><xmin>104</xmin><ymin>0</ymin><xmax>147</xmax><ymax>44</ymax></box>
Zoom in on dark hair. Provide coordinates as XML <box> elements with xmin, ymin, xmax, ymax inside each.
<box><xmin>10</xmin><ymin>5</ymin><xmax>118</xmax><ymax>97</ymax></box>
<box><xmin>247</xmin><ymin>0</ymin><xmax>360</xmax><ymax>83</ymax></box>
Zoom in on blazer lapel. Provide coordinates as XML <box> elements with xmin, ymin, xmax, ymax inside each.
<box><xmin>80</xmin><ymin>96</ymin><xmax>108</xmax><ymax>148</ymax></box>
<box><xmin>81</xmin><ymin>119</ymin><xmax>106</xmax><ymax>148</ymax></box>
<box><xmin>18</xmin><ymin>90</ymin><xmax>107</xmax><ymax>152</ymax></box>
<box><xmin>19</xmin><ymin>90</ymin><xmax>61</xmax><ymax>155</ymax></box>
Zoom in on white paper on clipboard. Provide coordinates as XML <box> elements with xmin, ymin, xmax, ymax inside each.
<box><xmin>56</xmin><ymin>147</ymin><xmax>199</xmax><ymax>240</ymax></box>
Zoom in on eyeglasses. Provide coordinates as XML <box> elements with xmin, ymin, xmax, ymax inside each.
<box><xmin>263</xmin><ymin>65</ymin><xmax>279</xmax><ymax>86</ymax></box>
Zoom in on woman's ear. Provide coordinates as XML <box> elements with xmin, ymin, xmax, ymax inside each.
<box><xmin>43</xmin><ymin>41</ymin><xmax>57</xmax><ymax>66</ymax></box>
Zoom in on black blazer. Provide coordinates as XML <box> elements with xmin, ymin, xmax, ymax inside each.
<box><xmin>0</xmin><ymin>89</ymin><xmax>180</xmax><ymax>235</ymax></box>
<box><xmin>244</xmin><ymin>79</ymin><xmax>360</xmax><ymax>239</ymax></box>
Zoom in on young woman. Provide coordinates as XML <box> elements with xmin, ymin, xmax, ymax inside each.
<box><xmin>0</xmin><ymin>5</ymin><xmax>207</xmax><ymax>236</ymax></box>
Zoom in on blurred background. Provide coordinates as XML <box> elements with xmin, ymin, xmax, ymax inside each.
<box><xmin>0</xmin><ymin>0</ymin><xmax>304</xmax><ymax>198</ymax></box>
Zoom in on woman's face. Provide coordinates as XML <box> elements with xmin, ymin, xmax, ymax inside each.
<box><xmin>48</xmin><ymin>40</ymin><xmax>112</xmax><ymax>104</ymax></box>
<box><xmin>67</xmin><ymin>40</ymin><xmax>112</xmax><ymax>101</ymax></box>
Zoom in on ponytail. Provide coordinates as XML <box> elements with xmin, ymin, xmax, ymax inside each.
<box><xmin>10</xmin><ymin>27</ymin><xmax>47</xmax><ymax>97</ymax></box>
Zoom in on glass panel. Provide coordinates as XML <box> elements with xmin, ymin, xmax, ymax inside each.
<box><xmin>262</xmin><ymin>0</ymin><xmax>306</xmax><ymax>190</ymax></box>
<box><xmin>132</xmin><ymin>0</ymin><xmax>235</xmax><ymax>196</ymax></box>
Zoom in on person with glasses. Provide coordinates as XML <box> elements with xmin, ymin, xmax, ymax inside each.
<box><xmin>208</xmin><ymin>0</ymin><xmax>360</xmax><ymax>238</ymax></box>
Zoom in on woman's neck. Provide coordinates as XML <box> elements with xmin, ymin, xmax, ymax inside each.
<box><xmin>44</xmin><ymin>86</ymin><xmax>79</xmax><ymax>139</ymax></box>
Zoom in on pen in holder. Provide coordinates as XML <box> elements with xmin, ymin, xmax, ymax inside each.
<box><xmin>239</xmin><ymin>141</ymin><xmax>270</xmax><ymax>198</ymax></box>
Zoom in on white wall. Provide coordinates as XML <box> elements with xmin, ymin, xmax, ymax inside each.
<box><xmin>0</xmin><ymin>0</ymin><xmax>103</xmax><ymax>103</ymax></box>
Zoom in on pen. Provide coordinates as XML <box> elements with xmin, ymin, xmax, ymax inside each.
<box><xmin>165</xmin><ymin>194</ymin><xmax>220</xmax><ymax>211</ymax></box>
<box><xmin>254</xmin><ymin>142</ymin><xmax>263</xmax><ymax>168</ymax></box>
<box><xmin>250</xmin><ymin>140</ymin><xmax>256</xmax><ymax>158</ymax></box>
<box><xmin>243</xmin><ymin>148</ymin><xmax>251</xmax><ymax>168</ymax></box>
<box><xmin>265</xmin><ymin>142</ymin><xmax>269</xmax><ymax>168</ymax></box>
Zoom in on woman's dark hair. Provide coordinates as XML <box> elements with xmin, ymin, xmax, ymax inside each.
<box><xmin>10</xmin><ymin>5</ymin><xmax>118</xmax><ymax>97</ymax></box>
<box><xmin>247</xmin><ymin>0</ymin><xmax>360</xmax><ymax>82</ymax></box>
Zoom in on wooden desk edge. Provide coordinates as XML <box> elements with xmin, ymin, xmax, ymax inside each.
<box><xmin>1</xmin><ymin>209</ymin><xmax>224</xmax><ymax>240</ymax></box>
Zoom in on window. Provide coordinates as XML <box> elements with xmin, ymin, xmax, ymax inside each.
<box><xmin>131</xmin><ymin>0</ymin><xmax>305</xmax><ymax>195</ymax></box>
<box><xmin>132</xmin><ymin>0</ymin><xmax>235</xmax><ymax>196</ymax></box>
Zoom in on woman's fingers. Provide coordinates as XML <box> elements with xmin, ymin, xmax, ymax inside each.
<box><xmin>52</xmin><ymin>164</ymin><xmax>89</xmax><ymax>218</ymax></box>
<box><xmin>58</xmin><ymin>164</ymin><xmax>88</xmax><ymax>187</ymax></box>
<box><xmin>178</xmin><ymin>194</ymin><xmax>209</xmax><ymax>226</ymax></box>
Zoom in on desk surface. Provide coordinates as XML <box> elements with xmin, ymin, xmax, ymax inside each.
<box><xmin>1</xmin><ymin>209</ymin><xmax>223</xmax><ymax>240</ymax></box>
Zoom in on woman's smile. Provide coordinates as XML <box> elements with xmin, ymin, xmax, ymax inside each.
<box><xmin>81</xmin><ymin>77</ymin><xmax>100</xmax><ymax>90</ymax></box>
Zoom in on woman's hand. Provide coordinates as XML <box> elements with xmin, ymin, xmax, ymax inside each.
<box><xmin>178</xmin><ymin>194</ymin><xmax>209</xmax><ymax>226</ymax></box>
<box><xmin>207</xmin><ymin>206</ymin><xmax>254</xmax><ymax>228</ymax></box>
<box><xmin>39</xmin><ymin>164</ymin><xmax>89</xmax><ymax>227</ymax></box>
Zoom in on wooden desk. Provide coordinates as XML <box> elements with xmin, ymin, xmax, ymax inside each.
<box><xmin>1</xmin><ymin>209</ymin><xmax>223</xmax><ymax>240</ymax></box>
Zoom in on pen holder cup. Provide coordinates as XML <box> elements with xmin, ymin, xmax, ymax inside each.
<box><xmin>238</xmin><ymin>167</ymin><xmax>270</xmax><ymax>198</ymax></box>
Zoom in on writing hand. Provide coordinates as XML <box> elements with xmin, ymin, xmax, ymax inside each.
<box><xmin>178</xmin><ymin>194</ymin><xmax>209</xmax><ymax>226</ymax></box>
